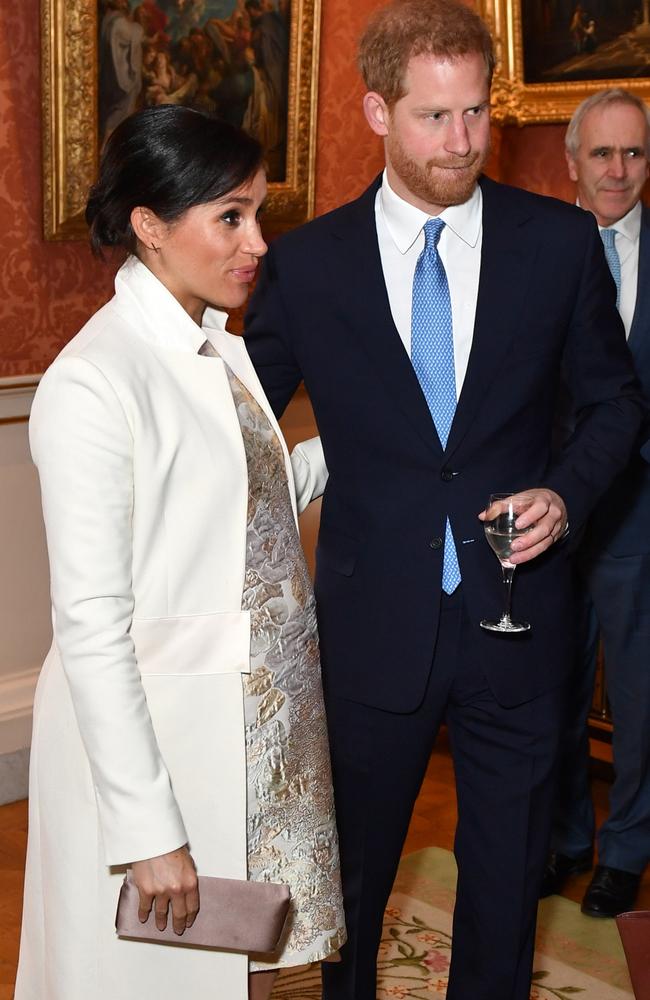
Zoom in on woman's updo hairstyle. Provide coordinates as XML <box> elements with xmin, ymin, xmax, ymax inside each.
<box><xmin>86</xmin><ymin>104</ymin><xmax>264</xmax><ymax>257</ymax></box>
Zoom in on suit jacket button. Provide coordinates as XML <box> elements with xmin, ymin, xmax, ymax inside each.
<box><xmin>430</xmin><ymin>537</ymin><xmax>443</xmax><ymax>549</ymax></box>
<box><xmin>441</xmin><ymin>469</ymin><xmax>454</xmax><ymax>482</ymax></box>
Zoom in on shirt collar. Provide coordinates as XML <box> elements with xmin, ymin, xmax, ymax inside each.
<box><xmin>379</xmin><ymin>168</ymin><xmax>482</xmax><ymax>254</ymax></box>
<box><xmin>604</xmin><ymin>199</ymin><xmax>642</xmax><ymax>243</ymax></box>
<box><xmin>576</xmin><ymin>198</ymin><xmax>642</xmax><ymax>243</ymax></box>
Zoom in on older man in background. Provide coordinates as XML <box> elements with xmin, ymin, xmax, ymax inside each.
<box><xmin>543</xmin><ymin>88</ymin><xmax>650</xmax><ymax>918</ymax></box>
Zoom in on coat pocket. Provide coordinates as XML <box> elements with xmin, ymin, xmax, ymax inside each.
<box><xmin>316</xmin><ymin>527</ymin><xmax>359</xmax><ymax>577</ymax></box>
<box><xmin>130</xmin><ymin>611</ymin><xmax>251</xmax><ymax>676</ymax></box>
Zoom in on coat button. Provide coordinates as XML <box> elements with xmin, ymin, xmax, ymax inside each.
<box><xmin>441</xmin><ymin>468</ymin><xmax>454</xmax><ymax>482</ymax></box>
<box><xmin>429</xmin><ymin>537</ymin><xmax>443</xmax><ymax>549</ymax></box>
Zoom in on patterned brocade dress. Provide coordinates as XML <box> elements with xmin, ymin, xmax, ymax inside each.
<box><xmin>223</xmin><ymin>363</ymin><xmax>346</xmax><ymax>972</ymax></box>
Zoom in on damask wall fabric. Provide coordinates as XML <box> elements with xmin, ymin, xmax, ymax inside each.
<box><xmin>0</xmin><ymin>0</ymin><xmax>581</xmax><ymax>376</ymax></box>
<box><xmin>499</xmin><ymin>124</ymin><xmax>574</xmax><ymax>201</ymax></box>
<box><xmin>0</xmin><ymin>0</ymin><xmax>114</xmax><ymax>376</ymax></box>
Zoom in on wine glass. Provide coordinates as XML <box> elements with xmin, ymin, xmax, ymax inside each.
<box><xmin>480</xmin><ymin>492</ymin><xmax>535</xmax><ymax>633</ymax></box>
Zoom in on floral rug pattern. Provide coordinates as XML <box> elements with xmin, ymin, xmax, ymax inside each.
<box><xmin>274</xmin><ymin>849</ymin><xmax>633</xmax><ymax>999</ymax></box>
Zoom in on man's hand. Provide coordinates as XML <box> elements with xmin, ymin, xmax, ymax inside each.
<box><xmin>478</xmin><ymin>488</ymin><xmax>567</xmax><ymax>565</ymax></box>
<box><xmin>131</xmin><ymin>845</ymin><xmax>199</xmax><ymax>935</ymax></box>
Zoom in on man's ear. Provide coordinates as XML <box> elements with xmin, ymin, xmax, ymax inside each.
<box><xmin>130</xmin><ymin>206</ymin><xmax>167</xmax><ymax>252</ymax></box>
<box><xmin>565</xmin><ymin>149</ymin><xmax>579</xmax><ymax>184</ymax></box>
<box><xmin>363</xmin><ymin>91</ymin><xmax>390</xmax><ymax>137</ymax></box>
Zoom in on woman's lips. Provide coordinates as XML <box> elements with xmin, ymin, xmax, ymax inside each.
<box><xmin>231</xmin><ymin>266</ymin><xmax>257</xmax><ymax>282</ymax></box>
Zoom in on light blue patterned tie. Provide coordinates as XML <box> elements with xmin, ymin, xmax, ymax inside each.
<box><xmin>411</xmin><ymin>217</ymin><xmax>461</xmax><ymax>594</ymax></box>
<box><xmin>600</xmin><ymin>228</ymin><xmax>621</xmax><ymax>308</ymax></box>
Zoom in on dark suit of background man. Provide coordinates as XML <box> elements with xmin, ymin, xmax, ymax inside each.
<box><xmin>245</xmin><ymin>2</ymin><xmax>643</xmax><ymax>997</ymax></box>
<box><xmin>543</xmin><ymin>89</ymin><xmax>650</xmax><ymax>918</ymax></box>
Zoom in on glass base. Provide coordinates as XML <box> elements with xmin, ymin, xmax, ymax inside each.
<box><xmin>480</xmin><ymin>616</ymin><xmax>531</xmax><ymax>633</ymax></box>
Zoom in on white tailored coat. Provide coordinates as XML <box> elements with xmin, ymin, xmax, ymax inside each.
<box><xmin>15</xmin><ymin>257</ymin><xmax>301</xmax><ymax>1000</ymax></box>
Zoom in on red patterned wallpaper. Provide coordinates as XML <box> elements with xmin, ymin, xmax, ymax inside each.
<box><xmin>313</xmin><ymin>0</ymin><xmax>384</xmax><ymax>215</ymax></box>
<box><xmin>0</xmin><ymin>0</ymin><xmax>114</xmax><ymax>376</ymax></box>
<box><xmin>0</xmin><ymin>0</ymin><xmax>582</xmax><ymax>375</ymax></box>
<box><xmin>499</xmin><ymin>125</ymin><xmax>574</xmax><ymax>201</ymax></box>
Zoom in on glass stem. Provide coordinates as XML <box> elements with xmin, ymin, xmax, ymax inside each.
<box><xmin>501</xmin><ymin>564</ymin><xmax>515</xmax><ymax>621</ymax></box>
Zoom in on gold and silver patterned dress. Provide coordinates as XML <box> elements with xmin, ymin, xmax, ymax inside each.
<box><xmin>223</xmin><ymin>362</ymin><xmax>346</xmax><ymax>972</ymax></box>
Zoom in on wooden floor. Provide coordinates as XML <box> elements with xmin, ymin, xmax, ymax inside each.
<box><xmin>1</xmin><ymin>732</ymin><xmax>648</xmax><ymax>996</ymax></box>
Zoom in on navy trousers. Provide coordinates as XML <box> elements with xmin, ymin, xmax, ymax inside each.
<box><xmin>321</xmin><ymin>589</ymin><xmax>563</xmax><ymax>1000</ymax></box>
<box><xmin>551</xmin><ymin>550</ymin><xmax>650</xmax><ymax>874</ymax></box>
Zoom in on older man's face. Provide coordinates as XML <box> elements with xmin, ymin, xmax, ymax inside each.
<box><xmin>567</xmin><ymin>102</ymin><xmax>649</xmax><ymax>228</ymax></box>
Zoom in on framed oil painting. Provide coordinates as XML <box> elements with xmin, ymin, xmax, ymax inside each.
<box><xmin>479</xmin><ymin>0</ymin><xmax>650</xmax><ymax>124</ymax></box>
<box><xmin>42</xmin><ymin>0</ymin><xmax>321</xmax><ymax>240</ymax></box>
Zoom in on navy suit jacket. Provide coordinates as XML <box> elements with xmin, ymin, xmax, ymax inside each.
<box><xmin>582</xmin><ymin>205</ymin><xmax>650</xmax><ymax>557</ymax></box>
<box><xmin>245</xmin><ymin>176</ymin><xmax>643</xmax><ymax>711</ymax></box>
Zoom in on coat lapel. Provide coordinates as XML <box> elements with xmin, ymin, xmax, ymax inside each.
<box><xmin>114</xmin><ymin>258</ymin><xmax>298</xmax><ymax>522</ymax></box>
<box><xmin>329</xmin><ymin>179</ymin><xmax>444</xmax><ymax>459</ymax></box>
<box><xmin>445</xmin><ymin>177</ymin><xmax>538</xmax><ymax>460</ymax></box>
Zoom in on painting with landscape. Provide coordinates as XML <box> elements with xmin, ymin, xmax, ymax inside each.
<box><xmin>479</xmin><ymin>0</ymin><xmax>650</xmax><ymax>123</ymax></box>
<box><xmin>98</xmin><ymin>0</ymin><xmax>290</xmax><ymax>181</ymax></box>
<box><xmin>521</xmin><ymin>0</ymin><xmax>650</xmax><ymax>83</ymax></box>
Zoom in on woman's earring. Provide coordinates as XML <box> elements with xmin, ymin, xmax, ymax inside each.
<box><xmin>150</xmin><ymin>244</ymin><xmax>160</xmax><ymax>253</ymax></box>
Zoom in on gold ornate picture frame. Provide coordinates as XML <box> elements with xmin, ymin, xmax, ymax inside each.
<box><xmin>42</xmin><ymin>0</ymin><xmax>320</xmax><ymax>241</ymax></box>
<box><xmin>480</xmin><ymin>0</ymin><xmax>650</xmax><ymax>125</ymax></box>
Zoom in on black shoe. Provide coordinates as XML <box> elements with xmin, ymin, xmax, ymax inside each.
<box><xmin>581</xmin><ymin>865</ymin><xmax>641</xmax><ymax>918</ymax></box>
<box><xmin>539</xmin><ymin>850</ymin><xmax>593</xmax><ymax>898</ymax></box>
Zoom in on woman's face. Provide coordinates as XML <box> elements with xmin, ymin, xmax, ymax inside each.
<box><xmin>145</xmin><ymin>167</ymin><xmax>268</xmax><ymax>324</ymax></box>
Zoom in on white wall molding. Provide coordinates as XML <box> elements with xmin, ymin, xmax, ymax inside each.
<box><xmin>0</xmin><ymin>378</ymin><xmax>49</xmax><ymax>802</ymax></box>
<box><xmin>0</xmin><ymin>375</ymin><xmax>40</xmax><ymax>421</ymax></box>
<box><xmin>0</xmin><ymin>389</ymin><xmax>52</xmax><ymax>768</ymax></box>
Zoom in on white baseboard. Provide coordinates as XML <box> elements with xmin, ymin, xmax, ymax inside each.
<box><xmin>0</xmin><ymin>668</ymin><xmax>39</xmax><ymax>755</ymax></box>
<box><xmin>0</xmin><ymin>669</ymin><xmax>38</xmax><ymax>802</ymax></box>
<box><xmin>0</xmin><ymin>746</ymin><xmax>29</xmax><ymax>805</ymax></box>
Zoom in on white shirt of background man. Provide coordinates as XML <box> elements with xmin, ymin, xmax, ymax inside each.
<box><xmin>577</xmin><ymin>198</ymin><xmax>641</xmax><ymax>338</ymax></box>
<box><xmin>601</xmin><ymin>200</ymin><xmax>641</xmax><ymax>339</ymax></box>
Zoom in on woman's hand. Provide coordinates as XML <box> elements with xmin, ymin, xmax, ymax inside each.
<box><xmin>131</xmin><ymin>846</ymin><xmax>199</xmax><ymax>935</ymax></box>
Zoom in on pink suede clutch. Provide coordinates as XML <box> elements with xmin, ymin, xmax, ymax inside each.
<box><xmin>115</xmin><ymin>871</ymin><xmax>291</xmax><ymax>953</ymax></box>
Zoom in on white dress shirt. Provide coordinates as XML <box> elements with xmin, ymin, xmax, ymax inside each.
<box><xmin>577</xmin><ymin>199</ymin><xmax>641</xmax><ymax>339</ymax></box>
<box><xmin>600</xmin><ymin>200</ymin><xmax>641</xmax><ymax>339</ymax></box>
<box><xmin>375</xmin><ymin>170</ymin><xmax>483</xmax><ymax>398</ymax></box>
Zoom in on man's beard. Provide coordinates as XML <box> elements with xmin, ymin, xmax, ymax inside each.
<box><xmin>387</xmin><ymin>132</ymin><xmax>489</xmax><ymax>209</ymax></box>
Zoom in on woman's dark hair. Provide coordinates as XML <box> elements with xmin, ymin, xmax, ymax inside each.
<box><xmin>86</xmin><ymin>105</ymin><xmax>264</xmax><ymax>257</ymax></box>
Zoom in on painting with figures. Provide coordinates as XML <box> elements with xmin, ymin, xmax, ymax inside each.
<box><xmin>98</xmin><ymin>0</ymin><xmax>290</xmax><ymax>181</ymax></box>
<box><xmin>522</xmin><ymin>0</ymin><xmax>650</xmax><ymax>83</ymax></box>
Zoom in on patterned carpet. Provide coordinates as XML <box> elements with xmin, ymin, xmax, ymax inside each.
<box><xmin>274</xmin><ymin>847</ymin><xmax>634</xmax><ymax>999</ymax></box>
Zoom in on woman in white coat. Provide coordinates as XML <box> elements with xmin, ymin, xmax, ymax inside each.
<box><xmin>15</xmin><ymin>105</ymin><xmax>345</xmax><ymax>1000</ymax></box>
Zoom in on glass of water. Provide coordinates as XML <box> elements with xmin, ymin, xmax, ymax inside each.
<box><xmin>480</xmin><ymin>492</ymin><xmax>535</xmax><ymax>633</ymax></box>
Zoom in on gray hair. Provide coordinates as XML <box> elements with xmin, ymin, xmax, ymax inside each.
<box><xmin>565</xmin><ymin>88</ymin><xmax>650</xmax><ymax>158</ymax></box>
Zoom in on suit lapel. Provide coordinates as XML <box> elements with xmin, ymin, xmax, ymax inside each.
<box><xmin>445</xmin><ymin>177</ymin><xmax>537</xmax><ymax>460</ymax></box>
<box><xmin>329</xmin><ymin>179</ymin><xmax>443</xmax><ymax>459</ymax></box>
<box><xmin>627</xmin><ymin>206</ymin><xmax>650</xmax><ymax>361</ymax></box>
